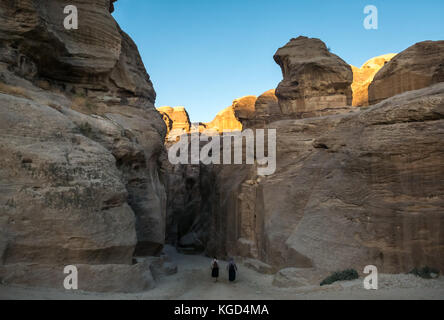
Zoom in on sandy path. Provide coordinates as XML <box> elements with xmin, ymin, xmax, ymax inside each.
<box><xmin>1</xmin><ymin>246</ymin><xmax>443</xmax><ymax>300</ymax></box>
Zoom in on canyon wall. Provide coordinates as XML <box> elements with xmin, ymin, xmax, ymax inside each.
<box><xmin>0</xmin><ymin>0</ymin><xmax>169</xmax><ymax>292</ymax></box>
<box><xmin>166</xmin><ymin>37</ymin><xmax>444</xmax><ymax>276</ymax></box>
<box><xmin>369</xmin><ymin>41</ymin><xmax>444</xmax><ymax>105</ymax></box>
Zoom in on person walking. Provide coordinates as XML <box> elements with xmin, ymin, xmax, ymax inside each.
<box><xmin>211</xmin><ymin>257</ymin><xmax>219</xmax><ymax>282</ymax></box>
<box><xmin>227</xmin><ymin>258</ymin><xmax>238</xmax><ymax>282</ymax></box>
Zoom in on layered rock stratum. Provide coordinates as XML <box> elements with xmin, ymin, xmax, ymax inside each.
<box><xmin>0</xmin><ymin>0</ymin><xmax>171</xmax><ymax>292</ymax></box>
<box><xmin>274</xmin><ymin>36</ymin><xmax>353</xmax><ymax>117</ymax></box>
<box><xmin>369</xmin><ymin>41</ymin><xmax>444</xmax><ymax>104</ymax></box>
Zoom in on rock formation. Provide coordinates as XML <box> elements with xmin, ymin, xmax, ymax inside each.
<box><xmin>253</xmin><ymin>89</ymin><xmax>284</xmax><ymax>126</ymax></box>
<box><xmin>351</xmin><ymin>54</ymin><xmax>397</xmax><ymax>107</ymax></box>
<box><xmin>274</xmin><ymin>36</ymin><xmax>353</xmax><ymax>117</ymax></box>
<box><xmin>164</xmin><ymin>38</ymin><xmax>444</xmax><ymax>276</ymax></box>
<box><xmin>0</xmin><ymin>0</ymin><xmax>171</xmax><ymax>292</ymax></box>
<box><xmin>231</xmin><ymin>95</ymin><xmax>257</xmax><ymax>127</ymax></box>
<box><xmin>204</xmin><ymin>105</ymin><xmax>243</xmax><ymax>133</ymax></box>
<box><xmin>157</xmin><ymin>106</ymin><xmax>191</xmax><ymax>142</ymax></box>
<box><xmin>369</xmin><ymin>41</ymin><xmax>444</xmax><ymax>104</ymax></box>
<box><xmin>208</xmin><ymin>83</ymin><xmax>444</xmax><ymax>274</ymax></box>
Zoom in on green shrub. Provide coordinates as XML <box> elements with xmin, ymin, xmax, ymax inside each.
<box><xmin>320</xmin><ymin>269</ymin><xmax>359</xmax><ymax>286</ymax></box>
<box><xmin>409</xmin><ymin>267</ymin><xmax>440</xmax><ymax>279</ymax></box>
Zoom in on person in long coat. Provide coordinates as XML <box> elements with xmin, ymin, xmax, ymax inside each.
<box><xmin>211</xmin><ymin>257</ymin><xmax>219</xmax><ymax>282</ymax></box>
<box><xmin>227</xmin><ymin>258</ymin><xmax>238</xmax><ymax>282</ymax></box>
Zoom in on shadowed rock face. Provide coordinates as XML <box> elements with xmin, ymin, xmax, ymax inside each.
<box><xmin>253</xmin><ymin>89</ymin><xmax>283</xmax><ymax>125</ymax></box>
<box><xmin>175</xmin><ymin>38</ymin><xmax>444</xmax><ymax>275</ymax></box>
<box><xmin>274</xmin><ymin>36</ymin><xmax>353</xmax><ymax>117</ymax></box>
<box><xmin>0</xmin><ymin>0</ymin><xmax>168</xmax><ymax>291</ymax></box>
<box><xmin>369</xmin><ymin>41</ymin><xmax>444</xmax><ymax>105</ymax></box>
<box><xmin>351</xmin><ymin>54</ymin><xmax>397</xmax><ymax>107</ymax></box>
<box><xmin>208</xmin><ymin>83</ymin><xmax>444</xmax><ymax>274</ymax></box>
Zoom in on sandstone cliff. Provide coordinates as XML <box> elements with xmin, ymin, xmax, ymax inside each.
<box><xmin>209</xmin><ymin>83</ymin><xmax>444</xmax><ymax>274</ymax></box>
<box><xmin>0</xmin><ymin>0</ymin><xmax>169</xmax><ymax>292</ymax></box>
<box><xmin>351</xmin><ymin>54</ymin><xmax>397</xmax><ymax>107</ymax></box>
<box><xmin>274</xmin><ymin>36</ymin><xmax>353</xmax><ymax>117</ymax></box>
<box><xmin>165</xmin><ymin>38</ymin><xmax>444</xmax><ymax>277</ymax></box>
<box><xmin>369</xmin><ymin>41</ymin><xmax>444</xmax><ymax>104</ymax></box>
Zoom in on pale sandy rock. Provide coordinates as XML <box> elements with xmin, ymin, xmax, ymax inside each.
<box><xmin>369</xmin><ymin>41</ymin><xmax>444</xmax><ymax>104</ymax></box>
<box><xmin>351</xmin><ymin>54</ymin><xmax>397</xmax><ymax>106</ymax></box>
<box><xmin>243</xmin><ymin>258</ymin><xmax>276</xmax><ymax>275</ymax></box>
<box><xmin>274</xmin><ymin>36</ymin><xmax>353</xmax><ymax>117</ymax></box>
<box><xmin>273</xmin><ymin>268</ymin><xmax>329</xmax><ymax>288</ymax></box>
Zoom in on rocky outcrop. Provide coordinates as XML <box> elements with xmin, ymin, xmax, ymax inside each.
<box><xmin>252</xmin><ymin>89</ymin><xmax>284</xmax><ymax>126</ymax></box>
<box><xmin>200</xmin><ymin>92</ymin><xmax>284</xmax><ymax>133</ymax></box>
<box><xmin>369</xmin><ymin>41</ymin><xmax>444</xmax><ymax>104</ymax></box>
<box><xmin>157</xmin><ymin>106</ymin><xmax>191</xmax><ymax>137</ymax></box>
<box><xmin>0</xmin><ymin>0</ymin><xmax>169</xmax><ymax>292</ymax></box>
<box><xmin>274</xmin><ymin>36</ymin><xmax>353</xmax><ymax>117</ymax></box>
<box><xmin>351</xmin><ymin>54</ymin><xmax>397</xmax><ymax>107</ymax></box>
<box><xmin>231</xmin><ymin>95</ymin><xmax>257</xmax><ymax>127</ymax></box>
<box><xmin>208</xmin><ymin>83</ymin><xmax>444</xmax><ymax>274</ymax></box>
<box><xmin>205</xmin><ymin>106</ymin><xmax>243</xmax><ymax>133</ymax></box>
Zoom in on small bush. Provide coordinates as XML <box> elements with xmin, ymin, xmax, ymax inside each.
<box><xmin>409</xmin><ymin>267</ymin><xmax>440</xmax><ymax>279</ymax></box>
<box><xmin>320</xmin><ymin>269</ymin><xmax>359</xmax><ymax>286</ymax></box>
<box><xmin>78</xmin><ymin>122</ymin><xmax>93</xmax><ymax>138</ymax></box>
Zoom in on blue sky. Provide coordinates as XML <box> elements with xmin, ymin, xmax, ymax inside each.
<box><xmin>113</xmin><ymin>0</ymin><xmax>444</xmax><ymax>122</ymax></box>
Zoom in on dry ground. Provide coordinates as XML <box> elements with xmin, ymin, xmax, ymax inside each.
<box><xmin>1</xmin><ymin>246</ymin><xmax>443</xmax><ymax>300</ymax></box>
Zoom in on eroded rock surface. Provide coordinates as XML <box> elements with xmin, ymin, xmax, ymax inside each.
<box><xmin>0</xmin><ymin>0</ymin><xmax>168</xmax><ymax>292</ymax></box>
<box><xmin>210</xmin><ymin>84</ymin><xmax>444</xmax><ymax>273</ymax></box>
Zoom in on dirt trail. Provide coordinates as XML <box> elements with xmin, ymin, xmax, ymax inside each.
<box><xmin>1</xmin><ymin>246</ymin><xmax>443</xmax><ymax>300</ymax></box>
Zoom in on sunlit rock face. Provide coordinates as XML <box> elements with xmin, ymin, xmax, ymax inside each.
<box><xmin>369</xmin><ymin>41</ymin><xmax>444</xmax><ymax>105</ymax></box>
<box><xmin>205</xmin><ymin>105</ymin><xmax>243</xmax><ymax>133</ymax></box>
<box><xmin>274</xmin><ymin>36</ymin><xmax>353</xmax><ymax>118</ymax></box>
<box><xmin>157</xmin><ymin>106</ymin><xmax>191</xmax><ymax>142</ymax></box>
<box><xmin>0</xmin><ymin>0</ymin><xmax>167</xmax><ymax>292</ymax></box>
<box><xmin>351</xmin><ymin>54</ymin><xmax>397</xmax><ymax>107</ymax></box>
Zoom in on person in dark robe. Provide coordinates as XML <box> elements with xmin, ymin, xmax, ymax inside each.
<box><xmin>211</xmin><ymin>257</ymin><xmax>219</xmax><ymax>282</ymax></box>
<box><xmin>227</xmin><ymin>258</ymin><xmax>238</xmax><ymax>282</ymax></box>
